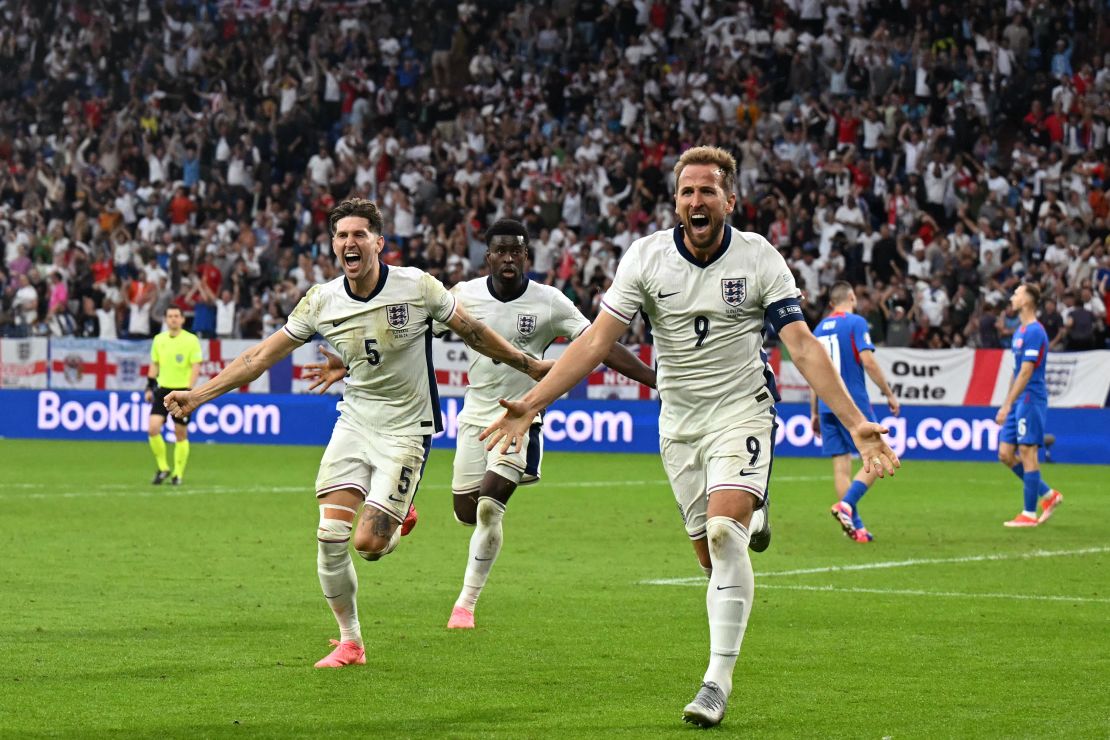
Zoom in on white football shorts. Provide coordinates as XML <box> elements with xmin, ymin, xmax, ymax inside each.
<box><xmin>316</xmin><ymin>410</ymin><xmax>430</xmax><ymax>524</ymax></box>
<box><xmin>452</xmin><ymin>421</ymin><xmax>542</xmax><ymax>494</ymax></box>
<box><xmin>659</xmin><ymin>410</ymin><xmax>776</xmax><ymax>540</ymax></box>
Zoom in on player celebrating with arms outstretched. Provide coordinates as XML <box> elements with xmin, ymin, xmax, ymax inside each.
<box><xmin>164</xmin><ymin>198</ymin><xmax>551</xmax><ymax>669</ymax></box>
<box><xmin>995</xmin><ymin>283</ymin><xmax>1063</xmax><ymax>527</ymax></box>
<box><xmin>481</xmin><ymin>147</ymin><xmax>899</xmax><ymax>728</ymax></box>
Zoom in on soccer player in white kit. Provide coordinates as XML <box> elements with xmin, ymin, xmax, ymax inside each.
<box><xmin>481</xmin><ymin>148</ymin><xmax>900</xmax><ymax>727</ymax></box>
<box><xmin>438</xmin><ymin>219</ymin><xmax>656</xmax><ymax>630</ymax></box>
<box><xmin>164</xmin><ymin>198</ymin><xmax>552</xmax><ymax>669</ymax></box>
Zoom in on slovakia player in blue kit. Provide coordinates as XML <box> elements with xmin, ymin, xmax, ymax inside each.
<box><xmin>995</xmin><ymin>283</ymin><xmax>1063</xmax><ymax>527</ymax></box>
<box><xmin>811</xmin><ymin>282</ymin><xmax>900</xmax><ymax>542</ymax></box>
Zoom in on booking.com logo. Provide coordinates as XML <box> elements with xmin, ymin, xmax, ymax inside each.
<box><xmin>36</xmin><ymin>391</ymin><xmax>281</xmax><ymax>437</ymax></box>
<box><xmin>434</xmin><ymin>398</ymin><xmax>634</xmax><ymax>444</ymax></box>
<box><xmin>774</xmin><ymin>413</ymin><xmax>1001</xmax><ymax>455</ymax></box>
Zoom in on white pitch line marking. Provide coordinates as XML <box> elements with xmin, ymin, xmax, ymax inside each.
<box><xmin>641</xmin><ymin>546</ymin><xmax>1110</xmax><ymax>586</ymax></box>
<box><xmin>757</xmin><ymin>583</ymin><xmax>1110</xmax><ymax>604</ymax></box>
<box><xmin>758</xmin><ymin>546</ymin><xmax>1110</xmax><ymax>578</ymax></box>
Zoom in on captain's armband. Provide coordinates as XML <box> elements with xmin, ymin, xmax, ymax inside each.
<box><xmin>764</xmin><ymin>297</ymin><xmax>804</xmax><ymax>333</ymax></box>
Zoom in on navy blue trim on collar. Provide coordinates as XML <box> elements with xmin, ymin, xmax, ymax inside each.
<box><xmin>486</xmin><ymin>275</ymin><xmax>530</xmax><ymax>303</ymax></box>
<box><xmin>344</xmin><ymin>262</ymin><xmax>389</xmax><ymax>302</ymax></box>
<box><xmin>673</xmin><ymin>225</ymin><xmax>732</xmax><ymax>268</ymax></box>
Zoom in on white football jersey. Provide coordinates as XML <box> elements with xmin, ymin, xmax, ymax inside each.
<box><xmin>283</xmin><ymin>264</ymin><xmax>457</xmax><ymax>435</ymax></box>
<box><xmin>437</xmin><ymin>277</ymin><xmax>590</xmax><ymax>427</ymax></box>
<box><xmin>600</xmin><ymin>226</ymin><xmax>800</xmax><ymax>441</ymax></box>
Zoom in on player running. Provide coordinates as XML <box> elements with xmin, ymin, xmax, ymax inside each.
<box><xmin>480</xmin><ymin>147</ymin><xmax>899</xmax><ymax>728</ymax></box>
<box><xmin>164</xmin><ymin>198</ymin><xmax>551</xmax><ymax>669</ymax></box>
<box><xmin>438</xmin><ymin>219</ymin><xmax>656</xmax><ymax>630</ymax></box>
<box><xmin>995</xmin><ymin>283</ymin><xmax>1063</xmax><ymax>527</ymax></box>
<box><xmin>811</xmin><ymin>282</ymin><xmax>900</xmax><ymax>542</ymax></box>
<box><xmin>146</xmin><ymin>306</ymin><xmax>203</xmax><ymax>485</ymax></box>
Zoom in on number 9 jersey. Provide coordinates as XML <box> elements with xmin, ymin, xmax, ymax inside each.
<box><xmin>599</xmin><ymin>226</ymin><xmax>802</xmax><ymax>442</ymax></box>
<box><xmin>282</xmin><ymin>264</ymin><xmax>458</xmax><ymax>435</ymax></box>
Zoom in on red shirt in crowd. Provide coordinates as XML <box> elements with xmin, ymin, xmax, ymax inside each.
<box><xmin>128</xmin><ymin>278</ymin><xmax>154</xmax><ymax>305</ymax></box>
<box><xmin>1043</xmin><ymin>112</ymin><xmax>1066</xmax><ymax>143</ymax></box>
<box><xmin>197</xmin><ymin>262</ymin><xmax>222</xmax><ymax>295</ymax></box>
<box><xmin>835</xmin><ymin>113</ymin><xmax>861</xmax><ymax>147</ymax></box>
<box><xmin>92</xmin><ymin>258</ymin><xmax>113</xmax><ymax>283</ymax></box>
<box><xmin>169</xmin><ymin>194</ymin><xmax>196</xmax><ymax>225</ymax></box>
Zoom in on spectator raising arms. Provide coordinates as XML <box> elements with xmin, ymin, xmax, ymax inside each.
<box><xmin>0</xmin><ymin>2</ymin><xmax>1108</xmax><ymax>352</ymax></box>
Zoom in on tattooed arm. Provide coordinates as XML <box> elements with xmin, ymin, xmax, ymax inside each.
<box><xmin>445</xmin><ymin>303</ymin><xmax>552</xmax><ymax>381</ymax></box>
<box><xmin>164</xmin><ymin>329</ymin><xmax>301</xmax><ymax>416</ymax></box>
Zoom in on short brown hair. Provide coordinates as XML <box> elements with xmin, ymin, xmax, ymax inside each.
<box><xmin>328</xmin><ymin>198</ymin><xmax>384</xmax><ymax>237</ymax></box>
<box><xmin>673</xmin><ymin>146</ymin><xmax>737</xmax><ymax>196</ymax></box>
<box><xmin>829</xmin><ymin>281</ymin><xmax>854</xmax><ymax>307</ymax></box>
<box><xmin>1022</xmin><ymin>282</ymin><xmax>1041</xmax><ymax>308</ymax></box>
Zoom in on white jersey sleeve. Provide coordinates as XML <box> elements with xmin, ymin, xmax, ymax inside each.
<box><xmin>755</xmin><ymin>235</ymin><xmax>802</xmax><ymax>308</ymax></box>
<box><xmin>282</xmin><ymin>284</ymin><xmax>321</xmax><ymax>343</ymax></box>
<box><xmin>430</xmin><ymin>284</ymin><xmax>461</xmax><ymax>336</ymax></box>
<box><xmin>599</xmin><ymin>242</ymin><xmax>645</xmax><ymax>325</ymax></box>
<box><xmin>550</xmin><ymin>289</ymin><xmax>591</xmax><ymax>339</ymax></box>
<box><xmin>421</xmin><ymin>271</ymin><xmax>458</xmax><ymax>325</ymax></box>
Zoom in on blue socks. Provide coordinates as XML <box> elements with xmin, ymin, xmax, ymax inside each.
<box><xmin>1011</xmin><ymin>463</ymin><xmax>1050</xmax><ymax>497</ymax></box>
<box><xmin>1022</xmin><ymin>472</ymin><xmax>1042</xmax><ymax>514</ymax></box>
<box><xmin>843</xmin><ymin>480</ymin><xmax>869</xmax><ymax>529</ymax></box>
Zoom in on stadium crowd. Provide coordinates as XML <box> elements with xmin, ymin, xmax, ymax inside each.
<box><xmin>1</xmin><ymin>0</ymin><xmax>1109</xmax><ymax>351</ymax></box>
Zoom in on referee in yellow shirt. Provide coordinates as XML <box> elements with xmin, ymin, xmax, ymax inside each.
<box><xmin>146</xmin><ymin>306</ymin><xmax>204</xmax><ymax>485</ymax></box>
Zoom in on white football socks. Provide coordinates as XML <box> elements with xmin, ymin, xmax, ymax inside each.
<box><xmin>702</xmin><ymin>516</ymin><xmax>754</xmax><ymax>697</ymax></box>
<box><xmin>317</xmin><ymin>509</ymin><xmax>362</xmax><ymax>646</ymax></box>
<box><xmin>454</xmin><ymin>497</ymin><xmax>506</xmax><ymax>612</ymax></box>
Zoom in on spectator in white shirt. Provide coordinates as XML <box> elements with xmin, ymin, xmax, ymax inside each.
<box><xmin>216</xmin><ymin>288</ymin><xmax>237</xmax><ymax>338</ymax></box>
<box><xmin>907</xmin><ymin>240</ymin><xmax>931</xmax><ymax>280</ymax></box>
<box><xmin>307</xmin><ymin>145</ymin><xmax>336</xmax><ymax>187</ymax></box>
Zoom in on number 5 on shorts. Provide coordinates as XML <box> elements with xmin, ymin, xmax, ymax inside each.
<box><xmin>389</xmin><ymin>466</ymin><xmax>414</xmax><ymax>504</ymax></box>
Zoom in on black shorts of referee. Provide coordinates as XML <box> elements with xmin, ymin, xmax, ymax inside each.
<box><xmin>151</xmin><ymin>386</ymin><xmax>191</xmax><ymax>425</ymax></box>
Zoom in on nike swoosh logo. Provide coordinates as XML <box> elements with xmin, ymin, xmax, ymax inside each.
<box><xmin>474</xmin><ymin>556</ymin><xmax>494</xmax><ymax>562</ymax></box>
<box><xmin>738</xmin><ymin>470</ymin><xmax>758</xmax><ymax>476</ymax></box>
<box><xmin>324</xmin><ymin>593</ymin><xmax>343</xmax><ymax>599</ymax></box>
<box><xmin>657</xmin><ymin>290</ymin><xmax>680</xmax><ymax>299</ymax></box>
<box><xmin>332</xmin><ymin>318</ymin><xmax>350</xmax><ymax>327</ymax></box>
<box><xmin>388</xmin><ymin>495</ymin><xmax>405</xmax><ymax>503</ymax></box>
<box><xmin>716</xmin><ymin>585</ymin><xmax>744</xmax><ymax>591</ymax></box>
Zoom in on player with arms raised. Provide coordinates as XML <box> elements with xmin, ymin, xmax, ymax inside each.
<box><xmin>164</xmin><ymin>198</ymin><xmax>550</xmax><ymax>669</ymax></box>
<box><xmin>995</xmin><ymin>283</ymin><xmax>1063</xmax><ymax>527</ymax></box>
<box><xmin>811</xmin><ymin>281</ymin><xmax>900</xmax><ymax>542</ymax></box>
<box><xmin>481</xmin><ymin>147</ymin><xmax>899</xmax><ymax>727</ymax></box>
<box><xmin>437</xmin><ymin>219</ymin><xmax>656</xmax><ymax>629</ymax></box>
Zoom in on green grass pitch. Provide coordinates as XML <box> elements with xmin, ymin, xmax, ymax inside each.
<box><xmin>1</xmin><ymin>438</ymin><xmax>1107</xmax><ymax>738</ymax></box>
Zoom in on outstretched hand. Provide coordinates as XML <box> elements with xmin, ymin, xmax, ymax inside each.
<box><xmin>479</xmin><ymin>398</ymin><xmax>537</xmax><ymax>454</ymax></box>
<box><xmin>303</xmin><ymin>347</ymin><xmax>346</xmax><ymax>394</ymax></box>
<box><xmin>850</xmin><ymin>421</ymin><xmax>901</xmax><ymax>477</ymax></box>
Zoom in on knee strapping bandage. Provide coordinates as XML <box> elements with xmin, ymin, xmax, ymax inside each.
<box><xmin>318</xmin><ymin>504</ymin><xmax>356</xmax><ymax>543</ymax></box>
